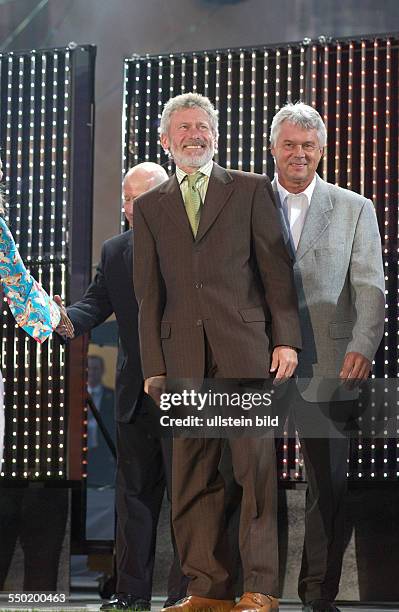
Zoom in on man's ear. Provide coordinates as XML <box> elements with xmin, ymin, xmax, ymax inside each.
<box><xmin>160</xmin><ymin>133</ymin><xmax>169</xmax><ymax>153</ymax></box>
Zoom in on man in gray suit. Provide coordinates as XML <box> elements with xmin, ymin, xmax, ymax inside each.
<box><xmin>134</xmin><ymin>93</ymin><xmax>302</xmax><ymax>612</ymax></box>
<box><xmin>270</xmin><ymin>102</ymin><xmax>385</xmax><ymax>612</ymax></box>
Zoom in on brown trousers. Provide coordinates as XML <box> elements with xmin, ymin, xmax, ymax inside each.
<box><xmin>171</xmin><ymin>338</ymin><xmax>278</xmax><ymax>599</ymax></box>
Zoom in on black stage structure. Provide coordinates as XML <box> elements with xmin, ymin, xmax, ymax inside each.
<box><xmin>0</xmin><ymin>43</ymin><xmax>96</xmax><ymax>593</ymax></box>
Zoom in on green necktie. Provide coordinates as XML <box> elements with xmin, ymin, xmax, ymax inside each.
<box><xmin>184</xmin><ymin>172</ymin><xmax>203</xmax><ymax>237</ymax></box>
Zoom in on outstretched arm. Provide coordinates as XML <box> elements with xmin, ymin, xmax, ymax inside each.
<box><xmin>0</xmin><ymin>218</ymin><xmax>62</xmax><ymax>343</ymax></box>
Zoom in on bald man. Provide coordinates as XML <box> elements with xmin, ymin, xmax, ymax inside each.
<box><xmin>56</xmin><ymin>163</ymin><xmax>188</xmax><ymax>611</ymax></box>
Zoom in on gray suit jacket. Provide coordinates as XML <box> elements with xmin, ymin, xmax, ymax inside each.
<box><xmin>273</xmin><ymin>175</ymin><xmax>385</xmax><ymax>401</ymax></box>
<box><xmin>134</xmin><ymin>163</ymin><xmax>302</xmax><ymax>380</ymax></box>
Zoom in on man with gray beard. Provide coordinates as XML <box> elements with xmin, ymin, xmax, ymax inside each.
<box><xmin>134</xmin><ymin>93</ymin><xmax>302</xmax><ymax>612</ymax></box>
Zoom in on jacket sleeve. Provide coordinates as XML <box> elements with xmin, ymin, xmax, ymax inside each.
<box><xmin>347</xmin><ymin>198</ymin><xmax>385</xmax><ymax>361</ymax></box>
<box><xmin>0</xmin><ymin>218</ymin><xmax>60</xmax><ymax>343</ymax></box>
<box><xmin>133</xmin><ymin>201</ymin><xmax>166</xmax><ymax>378</ymax></box>
<box><xmin>251</xmin><ymin>176</ymin><xmax>302</xmax><ymax>351</ymax></box>
<box><xmin>67</xmin><ymin>242</ymin><xmax>114</xmax><ymax>336</ymax></box>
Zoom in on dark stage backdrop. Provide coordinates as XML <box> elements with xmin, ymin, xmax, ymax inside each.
<box><xmin>122</xmin><ymin>34</ymin><xmax>399</xmax><ymax>483</ymax></box>
<box><xmin>0</xmin><ymin>44</ymin><xmax>95</xmax><ymax>481</ymax></box>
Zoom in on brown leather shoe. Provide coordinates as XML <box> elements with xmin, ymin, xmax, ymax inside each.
<box><xmin>231</xmin><ymin>593</ymin><xmax>279</xmax><ymax>612</ymax></box>
<box><xmin>161</xmin><ymin>596</ymin><xmax>235</xmax><ymax>612</ymax></box>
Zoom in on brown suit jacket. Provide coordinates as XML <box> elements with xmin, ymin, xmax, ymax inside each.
<box><xmin>133</xmin><ymin>163</ymin><xmax>302</xmax><ymax>379</ymax></box>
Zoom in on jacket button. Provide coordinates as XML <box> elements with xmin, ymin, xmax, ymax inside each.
<box><xmin>196</xmin><ymin>319</ymin><xmax>203</xmax><ymax>326</ymax></box>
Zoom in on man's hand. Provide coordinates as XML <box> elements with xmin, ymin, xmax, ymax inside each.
<box><xmin>144</xmin><ymin>375</ymin><xmax>166</xmax><ymax>406</ymax></box>
<box><xmin>53</xmin><ymin>294</ymin><xmax>75</xmax><ymax>339</ymax></box>
<box><xmin>270</xmin><ymin>346</ymin><xmax>298</xmax><ymax>384</ymax></box>
<box><xmin>340</xmin><ymin>351</ymin><xmax>371</xmax><ymax>387</ymax></box>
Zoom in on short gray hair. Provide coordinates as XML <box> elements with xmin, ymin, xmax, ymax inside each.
<box><xmin>160</xmin><ymin>92</ymin><xmax>219</xmax><ymax>138</ymax></box>
<box><xmin>270</xmin><ymin>102</ymin><xmax>327</xmax><ymax>148</ymax></box>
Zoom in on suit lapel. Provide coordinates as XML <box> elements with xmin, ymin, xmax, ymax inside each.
<box><xmin>159</xmin><ymin>175</ymin><xmax>193</xmax><ymax>238</ymax></box>
<box><xmin>296</xmin><ymin>175</ymin><xmax>333</xmax><ymax>261</ymax></box>
<box><xmin>271</xmin><ymin>179</ymin><xmax>296</xmax><ymax>259</ymax></box>
<box><xmin>123</xmin><ymin>230</ymin><xmax>133</xmax><ymax>272</ymax></box>
<box><xmin>196</xmin><ymin>163</ymin><xmax>234</xmax><ymax>242</ymax></box>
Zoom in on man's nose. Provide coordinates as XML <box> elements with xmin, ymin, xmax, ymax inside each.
<box><xmin>292</xmin><ymin>144</ymin><xmax>306</xmax><ymax>155</ymax></box>
<box><xmin>187</xmin><ymin>126</ymin><xmax>202</xmax><ymax>138</ymax></box>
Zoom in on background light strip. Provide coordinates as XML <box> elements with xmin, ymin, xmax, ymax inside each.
<box><xmin>156</xmin><ymin>58</ymin><xmax>163</xmax><ymax>165</ymax></box>
<box><xmin>214</xmin><ymin>53</ymin><xmax>221</xmax><ymax>165</ymax></box>
<box><xmin>360</xmin><ymin>41</ymin><xmax>366</xmax><ymax>196</ymax></box>
<box><xmin>250</xmin><ymin>52</ymin><xmax>256</xmax><ymax>173</ymax></box>
<box><xmin>275</xmin><ymin>49</ymin><xmax>281</xmax><ymax>111</ymax></box>
<box><xmin>204</xmin><ymin>53</ymin><xmax>209</xmax><ymax>98</ymax></box>
<box><xmin>310</xmin><ymin>45</ymin><xmax>317</xmax><ymax>107</ymax></box>
<box><xmin>238</xmin><ymin>52</ymin><xmax>244</xmax><ymax>171</ymax></box>
<box><xmin>334</xmin><ymin>44</ymin><xmax>341</xmax><ymax>185</ymax></box>
<box><xmin>347</xmin><ymin>43</ymin><xmax>353</xmax><ymax>189</ymax></box>
<box><xmin>192</xmin><ymin>55</ymin><xmax>197</xmax><ymax>92</ymax></box>
<box><xmin>226</xmin><ymin>52</ymin><xmax>232</xmax><ymax>169</ymax></box>
<box><xmin>181</xmin><ymin>56</ymin><xmax>186</xmax><ymax>93</ymax></box>
<box><xmin>262</xmin><ymin>50</ymin><xmax>269</xmax><ymax>176</ymax></box>
<box><xmin>322</xmin><ymin>45</ymin><xmax>329</xmax><ymax>177</ymax></box>
<box><xmin>145</xmin><ymin>60</ymin><xmax>151</xmax><ymax>161</ymax></box>
<box><xmin>287</xmin><ymin>47</ymin><xmax>292</xmax><ymax>102</ymax></box>
<box><xmin>299</xmin><ymin>46</ymin><xmax>305</xmax><ymax>99</ymax></box>
<box><xmin>372</xmin><ymin>40</ymin><xmax>378</xmax><ymax>205</ymax></box>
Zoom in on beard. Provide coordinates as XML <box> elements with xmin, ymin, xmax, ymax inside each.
<box><xmin>170</xmin><ymin>142</ymin><xmax>214</xmax><ymax>169</ymax></box>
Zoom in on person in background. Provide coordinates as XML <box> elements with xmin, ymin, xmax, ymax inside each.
<box><xmin>86</xmin><ymin>354</ymin><xmax>115</xmax><ymax>487</ymax></box>
<box><xmin>55</xmin><ymin>162</ymin><xmax>188</xmax><ymax>612</ymax></box>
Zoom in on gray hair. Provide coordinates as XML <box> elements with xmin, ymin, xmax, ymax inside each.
<box><xmin>270</xmin><ymin>102</ymin><xmax>327</xmax><ymax>148</ymax></box>
<box><xmin>160</xmin><ymin>92</ymin><xmax>219</xmax><ymax>138</ymax></box>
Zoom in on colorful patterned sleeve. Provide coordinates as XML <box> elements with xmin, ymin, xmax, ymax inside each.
<box><xmin>0</xmin><ymin>217</ymin><xmax>61</xmax><ymax>343</ymax></box>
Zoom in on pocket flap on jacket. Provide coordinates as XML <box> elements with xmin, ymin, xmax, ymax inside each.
<box><xmin>160</xmin><ymin>322</ymin><xmax>171</xmax><ymax>338</ymax></box>
<box><xmin>329</xmin><ymin>321</ymin><xmax>353</xmax><ymax>339</ymax></box>
<box><xmin>239</xmin><ymin>306</ymin><xmax>268</xmax><ymax>323</ymax></box>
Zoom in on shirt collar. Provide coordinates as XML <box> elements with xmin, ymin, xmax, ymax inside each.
<box><xmin>275</xmin><ymin>174</ymin><xmax>317</xmax><ymax>207</ymax></box>
<box><xmin>176</xmin><ymin>159</ymin><xmax>213</xmax><ymax>184</ymax></box>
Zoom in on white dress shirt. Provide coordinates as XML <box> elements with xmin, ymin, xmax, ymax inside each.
<box><xmin>276</xmin><ymin>175</ymin><xmax>317</xmax><ymax>250</ymax></box>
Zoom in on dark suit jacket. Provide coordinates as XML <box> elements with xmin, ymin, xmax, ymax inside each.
<box><xmin>133</xmin><ymin>163</ymin><xmax>302</xmax><ymax>379</ymax></box>
<box><xmin>67</xmin><ymin>230</ymin><xmax>143</xmax><ymax>422</ymax></box>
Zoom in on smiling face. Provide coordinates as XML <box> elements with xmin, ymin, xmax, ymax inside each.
<box><xmin>160</xmin><ymin>106</ymin><xmax>217</xmax><ymax>174</ymax></box>
<box><xmin>271</xmin><ymin>121</ymin><xmax>323</xmax><ymax>193</ymax></box>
